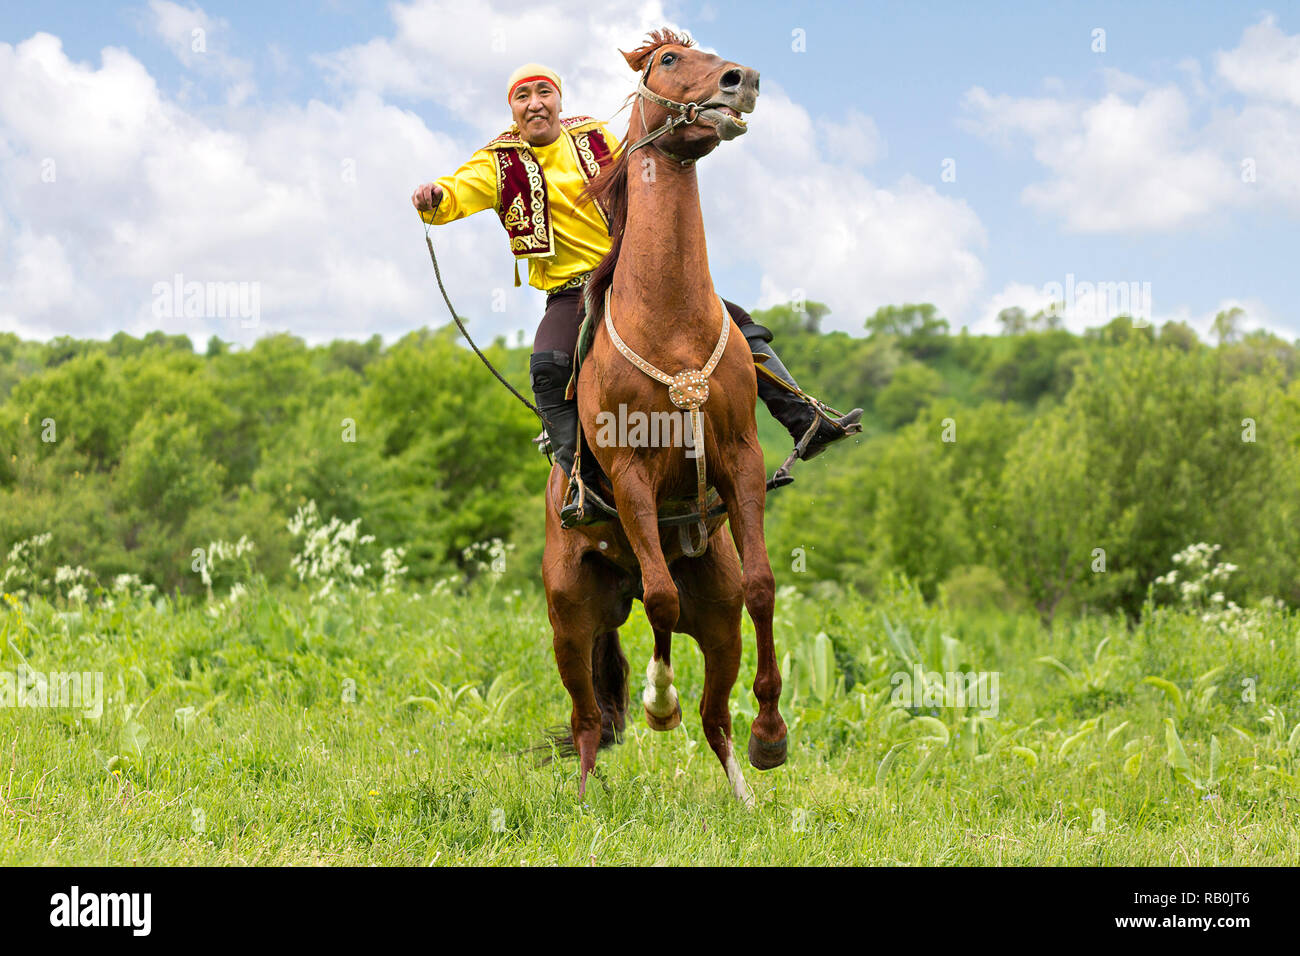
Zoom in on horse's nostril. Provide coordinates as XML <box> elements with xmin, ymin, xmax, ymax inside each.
<box><xmin>720</xmin><ymin>68</ymin><xmax>742</xmax><ymax>90</ymax></box>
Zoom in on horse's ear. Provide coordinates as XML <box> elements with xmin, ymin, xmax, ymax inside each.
<box><xmin>619</xmin><ymin>46</ymin><xmax>650</xmax><ymax>72</ymax></box>
<box><xmin>620</xmin><ymin>28</ymin><xmax>694</xmax><ymax>73</ymax></box>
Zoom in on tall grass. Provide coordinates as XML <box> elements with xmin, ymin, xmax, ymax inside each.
<box><xmin>2</xmin><ymin>571</ymin><xmax>1296</xmax><ymax>865</ymax></box>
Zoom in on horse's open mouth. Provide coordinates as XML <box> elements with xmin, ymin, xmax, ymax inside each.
<box><xmin>701</xmin><ymin>103</ymin><xmax>749</xmax><ymax>140</ymax></box>
<box><xmin>713</xmin><ymin>105</ymin><xmax>747</xmax><ymax>125</ymax></box>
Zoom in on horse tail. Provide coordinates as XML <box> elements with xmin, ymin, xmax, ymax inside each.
<box><xmin>523</xmin><ymin>629</ymin><xmax>630</xmax><ymax>764</ymax></box>
<box><xmin>592</xmin><ymin>628</ymin><xmax>631</xmax><ymax>740</ymax></box>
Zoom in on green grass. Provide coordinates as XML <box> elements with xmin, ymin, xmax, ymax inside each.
<box><xmin>1</xmin><ymin>578</ymin><xmax>1297</xmax><ymax>865</ymax></box>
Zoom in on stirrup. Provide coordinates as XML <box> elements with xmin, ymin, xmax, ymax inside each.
<box><xmin>767</xmin><ymin>418</ymin><xmax>816</xmax><ymax>490</ymax></box>
<box><xmin>802</xmin><ymin>403</ymin><xmax>863</xmax><ymax>460</ymax></box>
<box><xmin>559</xmin><ymin>466</ymin><xmax>616</xmax><ymax>528</ymax></box>
<box><xmin>766</xmin><ymin>404</ymin><xmax>863</xmax><ymax>490</ymax></box>
<box><xmin>560</xmin><ymin>488</ymin><xmax>615</xmax><ymax>527</ymax></box>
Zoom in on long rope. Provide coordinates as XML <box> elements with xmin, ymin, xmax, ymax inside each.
<box><xmin>422</xmin><ymin>215</ymin><xmax>545</xmax><ymax>423</ymax></box>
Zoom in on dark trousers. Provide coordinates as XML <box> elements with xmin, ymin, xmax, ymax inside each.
<box><xmin>534</xmin><ymin>287</ymin><xmax>754</xmax><ymax>362</ymax></box>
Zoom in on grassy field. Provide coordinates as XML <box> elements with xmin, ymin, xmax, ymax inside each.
<box><xmin>1</xmin><ymin>576</ymin><xmax>1297</xmax><ymax>866</ymax></box>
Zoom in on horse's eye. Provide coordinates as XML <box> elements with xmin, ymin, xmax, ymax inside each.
<box><xmin>661</xmin><ymin>52</ymin><xmax>675</xmax><ymax>65</ymax></box>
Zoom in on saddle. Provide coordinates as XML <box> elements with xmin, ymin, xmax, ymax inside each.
<box><xmin>532</xmin><ymin>414</ymin><xmax>727</xmax><ymax>552</ymax></box>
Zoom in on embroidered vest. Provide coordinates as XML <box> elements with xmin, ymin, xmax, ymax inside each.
<box><xmin>482</xmin><ymin>116</ymin><xmax>615</xmax><ymax>272</ymax></box>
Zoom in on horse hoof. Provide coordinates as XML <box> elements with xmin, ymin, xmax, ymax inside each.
<box><xmin>645</xmin><ymin>700</ymin><xmax>682</xmax><ymax>731</ymax></box>
<box><xmin>748</xmin><ymin>732</ymin><xmax>787</xmax><ymax>770</ymax></box>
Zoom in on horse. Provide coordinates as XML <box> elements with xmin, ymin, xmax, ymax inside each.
<box><xmin>540</xmin><ymin>28</ymin><xmax>785</xmax><ymax>806</ymax></box>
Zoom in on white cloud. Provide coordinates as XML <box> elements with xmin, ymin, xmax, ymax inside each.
<box><xmin>963</xmin><ymin>81</ymin><xmax>1235</xmax><ymax>232</ymax></box>
<box><xmin>0</xmin><ymin>4</ymin><xmax>991</xmax><ymax>347</ymax></box>
<box><xmin>314</xmin><ymin>0</ymin><xmax>672</xmax><ymax>140</ymax></box>
<box><xmin>815</xmin><ymin>109</ymin><xmax>884</xmax><ymax>166</ymax></box>
<box><xmin>962</xmin><ymin>16</ymin><xmax>1300</xmax><ymax>233</ymax></box>
<box><xmin>0</xmin><ymin>230</ymin><xmax>95</xmax><ymax>340</ymax></box>
<box><xmin>1215</xmin><ymin>100</ymin><xmax>1300</xmax><ymax>208</ymax></box>
<box><xmin>141</xmin><ymin>0</ymin><xmax>254</xmax><ymax>105</ymax></box>
<box><xmin>0</xmin><ymin>31</ymin><xmax>506</xmax><ymax>345</ymax></box>
<box><xmin>961</xmin><ymin>85</ymin><xmax>1076</xmax><ymax>147</ymax></box>
<box><xmin>0</xmin><ymin>33</ymin><xmax>164</xmax><ymax>180</ymax></box>
<box><xmin>1215</xmin><ymin>14</ymin><xmax>1300</xmax><ymax>108</ymax></box>
<box><xmin>701</xmin><ymin>85</ymin><xmax>985</xmax><ymax>335</ymax></box>
<box><xmin>972</xmin><ymin>281</ymin><xmax>1060</xmax><ymax>335</ymax></box>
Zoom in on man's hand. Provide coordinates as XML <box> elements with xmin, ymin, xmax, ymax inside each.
<box><xmin>411</xmin><ymin>182</ymin><xmax>443</xmax><ymax>213</ymax></box>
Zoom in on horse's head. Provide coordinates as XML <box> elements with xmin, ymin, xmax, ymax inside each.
<box><xmin>622</xmin><ymin>28</ymin><xmax>758</xmax><ymax>162</ymax></box>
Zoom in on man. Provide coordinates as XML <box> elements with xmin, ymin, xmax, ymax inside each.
<box><xmin>412</xmin><ymin>62</ymin><xmax>861</xmax><ymax>526</ymax></box>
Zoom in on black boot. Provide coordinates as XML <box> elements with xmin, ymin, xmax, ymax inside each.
<box><xmin>742</xmin><ymin>324</ymin><xmax>863</xmax><ymax>460</ymax></box>
<box><xmin>529</xmin><ymin>351</ymin><xmax>611</xmax><ymax>527</ymax></box>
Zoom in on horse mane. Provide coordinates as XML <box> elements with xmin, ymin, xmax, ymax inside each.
<box><xmin>579</xmin><ymin>28</ymin><xmax>696</xmax><ymax>322</ymax></box>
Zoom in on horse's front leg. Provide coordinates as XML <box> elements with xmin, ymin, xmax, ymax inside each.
<box><xmin>713</xmin><ymin>442</ymin><xmax>787</xmax><ymax>770</ymax></box>
<box><xmin>606</xmin><ymin>468</ymin><xmax>682</xmax><ymax>731</ymax></box>
<box><xmin>676</xmin><ymin>540</ymin><xmax>753</xmax><ymax>806</ymax></box>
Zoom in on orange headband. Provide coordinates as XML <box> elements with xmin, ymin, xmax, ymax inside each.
<box><xmin>509</xmin><ymin>76</ymin><xmax>557</xmax><ymax>102</ymax></box>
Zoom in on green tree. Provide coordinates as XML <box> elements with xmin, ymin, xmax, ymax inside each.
<box><xmin>978</xmin><ymin>330</ymin><xmax>1079</xmax><ymax>405</ymax></box>
<box><xmin>869</xmin><ymin>418</ymin><xmax>971</xmax><ymax>597</ymax></box>
<box><xmin>116</xmin><ymin>411</ymin><xmax>224</xmax><ymax>529</ymax></box>
<box><xmin>866</xmin><ymin>303</ymin><xmax>950</xmax><ymax>358</ymax></box>
<box><xmin>1212</xmin><ymin>306</ymin><xmax>1245</xmax><ymax>346</ymax></box>
<box><xmin>997</xmin><ymin>307</ymin><xmax>1030</xmax><ymax>336</ymax></box>
<box><xmin>361</xmin><ymin>326</ymin><xmax>548</xmax><ymax>577</ymax></box>
<box><xmin>750</xmin><ymin>300</ymin><xmax>831</xmax><ymax>338</ymax></box>
<box><xmin>1158</xmin><ymin>321</ymin><xmax>1200</xmax><ymax>352</ymax></box>
<box><xmin>874</xmin><ymin>362</ymin><xmax>944</xmax><ymax>428</ymax></box>
<box><xmin>988</xmin><ymin>406</ymin><xmax>1133</xmax><ymax>623</ymax></box>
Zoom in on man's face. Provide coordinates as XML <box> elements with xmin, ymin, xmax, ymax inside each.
<box><xmin>511</xmin><ymin>80</ymin><xmax>562</xmax><ymax>146</ymax></box>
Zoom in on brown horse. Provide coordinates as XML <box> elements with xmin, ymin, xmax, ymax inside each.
<box><xmin>541</xmin><ymin>28</ymin><xmax>785</xmax><ymax>806</ymax></box>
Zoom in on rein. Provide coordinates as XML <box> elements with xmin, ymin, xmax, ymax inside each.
<box><xmin>421</xmin><ymin>213</ymin><xmax>546</xmax><ymax>425</ymax></box>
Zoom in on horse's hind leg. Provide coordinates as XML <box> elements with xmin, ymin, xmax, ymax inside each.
<box><xmin>549</xmin><ymin>615</ymin><xmax>601</xmax><ymax>797</ymax></box>
<box><xmin>544</xmin><ymin>545</ymin><xmax>624</xmax><ymax>797</ymax></box>
<box><xmin>592</xmin><ymin>629</ymin><xmax>631</xmax><ymax>746</ymax></box>
<box><xmin>677</xmin><ymin>540</ymin><xmax>753</xmax><ymax>806</ymax></box>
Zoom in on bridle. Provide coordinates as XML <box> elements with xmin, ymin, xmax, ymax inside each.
<box><xmin>626</xmin><ymin>51</ymin><xmax>742</xmax><ymax>166</ymax></box>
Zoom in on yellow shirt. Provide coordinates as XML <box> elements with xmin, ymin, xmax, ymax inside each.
<box><xmin>421</xmin><ymin>122</ymin><xmax>623</xmax><ymax>292</ymax></box>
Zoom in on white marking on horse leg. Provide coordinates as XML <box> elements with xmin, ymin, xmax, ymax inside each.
<box><xmin>642</xmin><ymin>657</ymin><xmax>678</xmax><ymax>718</ymax></box>
<box><xmin>725</xmin><ymin>741</ymin><xmax>755</xmax><ymax>808</ymax></box>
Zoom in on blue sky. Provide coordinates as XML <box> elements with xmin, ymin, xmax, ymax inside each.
<box><xmin>1</xmin><ymin>1</ymin><xmax>1297</xmax><ymax>345</ymax></box>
